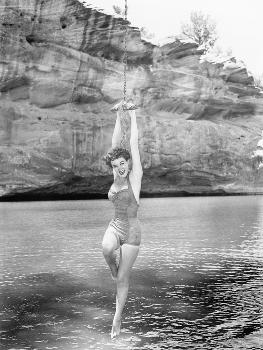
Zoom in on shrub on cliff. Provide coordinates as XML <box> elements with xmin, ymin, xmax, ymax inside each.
<box><xmin>181</xmin><ymin>11</ymin><xmax>217</xmax><ymax>51</ymax></box>
<box><xmin>254</xmin><ymin>74</ymin><xmax>263</xmax><ymax>89</ymax></box>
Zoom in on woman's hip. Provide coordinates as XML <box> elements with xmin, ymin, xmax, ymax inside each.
<box><xmin>127</xmin><ymin>218</ymin><xmax>141</xmax><ymax>246</ymax></box>
<box><xmin>107</xmin><ymin>218</ymin><xmax>141</xmax><ymax>246</ymax></box>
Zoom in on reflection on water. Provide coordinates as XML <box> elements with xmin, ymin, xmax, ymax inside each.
<box><xmin>0</xmin><ymin>196</ymin><xmax>263</xmax><ymax>349</ymax></box>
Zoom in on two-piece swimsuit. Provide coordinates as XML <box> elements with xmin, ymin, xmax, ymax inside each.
<box><xmin>108</xmin><ymin>177</ymin><xmax>141</xmax><ymax>246</ymax></box>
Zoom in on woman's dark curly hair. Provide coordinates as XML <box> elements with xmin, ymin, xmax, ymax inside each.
<box><xmin>105</xmin><ymin>147</ymin><xmax>131</xmax><ymax>168</ymax></box>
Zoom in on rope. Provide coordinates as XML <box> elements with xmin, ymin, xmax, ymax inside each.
<box><xmin>119</xmin><ymin>0</ymin><xmax>129</xmax><ymax>148</ymax></box>
<box><xmin>123</xmin><ymin>0</ymin><xmax>128</xmax><ymax>102</ymax></box>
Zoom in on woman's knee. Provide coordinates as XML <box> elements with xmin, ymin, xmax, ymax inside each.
<box><xmin>102</xmin><ymin>228</ymin><xmax>119</xmax><ymax>256</ymax></box>
<box><xmin>102</xmin><ymin>241</ymin><xmax>115</xmax><ymax>257</ymax></box>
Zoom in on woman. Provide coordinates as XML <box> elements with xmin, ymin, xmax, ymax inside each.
<box><xmin>102</xmin><ymin>103</ymin><xmax>143</xmax><ymax>338</ymax></box>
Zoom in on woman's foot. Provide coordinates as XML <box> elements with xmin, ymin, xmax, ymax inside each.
<box><xmin>111</xmin><ymin>316</ymin><xmax>121</xmax><ymax>339</ymax></box>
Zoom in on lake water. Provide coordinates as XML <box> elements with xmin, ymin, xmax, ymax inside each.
<box><xmin>0</xmin><ymin>196</ymin><xmax>263</xmax><ymax>350</ymax></box>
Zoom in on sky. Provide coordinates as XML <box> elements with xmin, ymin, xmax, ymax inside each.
<box><xmin>78</xmin><ymin>0</ymin><xmax>263</xmax><ymax>78</ymax></box>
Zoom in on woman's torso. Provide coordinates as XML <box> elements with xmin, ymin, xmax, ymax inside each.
<box><xmin>108</xmin><ymin>176</ymin><xmax>141</xmax><ymax>245</ymax></box>
<box><xmin>108</xmin><ymin>176</ymin><xmax>139</xmax><ymax>221</ymax></box>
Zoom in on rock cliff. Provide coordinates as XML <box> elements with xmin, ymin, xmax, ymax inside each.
<box><xmin>1</xmin><ymin>0</ymin><xmax>263</xmax><ymax>200</ymax></box>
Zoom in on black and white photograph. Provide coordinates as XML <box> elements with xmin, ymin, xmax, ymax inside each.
<box><xmin>0</xmin><ymin>0</ymin><xmax>263</xmax><ymax>349</ymax></box>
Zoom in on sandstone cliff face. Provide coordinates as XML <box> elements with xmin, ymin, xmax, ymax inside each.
<box><xmin>0</xmin><ymin>0</ymin><xmax>263</xmax><ymax>199</ymax></box>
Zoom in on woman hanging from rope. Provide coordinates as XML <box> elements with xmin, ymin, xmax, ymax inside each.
<box><xmin>102</xmin><ymin>101</ymin><xmax>143</xmax><ymax>338</ymax></box>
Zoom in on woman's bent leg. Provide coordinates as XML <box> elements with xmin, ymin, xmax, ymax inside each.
<box><xmin>111</xmin><ymin>243</ymin><xmax>139</xmax><ymax>338</ymax></box>
<box><xmin>102</xmin><ymin>227</ymin><xmax>120</xmax><ymax>279</ymax></box>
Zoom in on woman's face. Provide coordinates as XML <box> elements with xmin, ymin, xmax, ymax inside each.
<box><xmin>111</xmin><ymin>157</ymin><xmax>129</xmax><ymax>178</ymax></box>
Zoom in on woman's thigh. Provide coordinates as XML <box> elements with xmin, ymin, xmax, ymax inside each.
<box><xmin>102</xmin><ymin>225</ymin><xmax>120</xmax><ymax>251</ymax></box>
<box><xmin>126</xmin><ymin>221</ymin><xmax>141</xmax><ymax>246</ymax></box>
<box><xmin>117</xmin><ymin>244</ymin><xmax>140</xmax><ymax>280</ymax></box>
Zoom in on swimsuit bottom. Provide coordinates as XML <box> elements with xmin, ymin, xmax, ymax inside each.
<box><xmin>108</xmin><ymin>217</ymin><xmax>141</xmax><ymax>246</ymax></box>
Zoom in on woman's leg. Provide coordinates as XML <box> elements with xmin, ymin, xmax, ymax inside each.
<box><xmin>111</xmin><ymin>243</ymin><xmax>139</xmax><ymax>338</ymax></box>
<box><xmin>102</xmin><ymin>227</ymin><xmax>120</xmax><ymax>279</ymax></box>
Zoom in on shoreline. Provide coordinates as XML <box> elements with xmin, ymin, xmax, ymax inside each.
<box><xmin>0</xmin><ymin>191</ymin><xmax>262</xmax><ymax>202</ymax></box>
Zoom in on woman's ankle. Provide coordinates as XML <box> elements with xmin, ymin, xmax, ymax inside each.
<box><xmin>113</xmin><ymin>313</ymin><xmax>121</xmax><ymax>324</ymax></box>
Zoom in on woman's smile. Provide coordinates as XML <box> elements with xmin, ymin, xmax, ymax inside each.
<box><xmin>119</xmin><ymin>168</ymin><xmax>126</xmax><ymax>176</ymax></box>
<box><xmin>111</xmin><ymin>157</ymin><xmax>129</xmax><ymax>177</ymax></box>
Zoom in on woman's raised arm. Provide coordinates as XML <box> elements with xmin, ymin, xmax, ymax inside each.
<box><xmin>111</xmin><ymin>111</ymin><xmax>122</xmax><ymax>148</ymax></box>
<box><xmin>129</xmin><ymin>110</ymin><xmax>143</xmax><ymax>179</ymax></box>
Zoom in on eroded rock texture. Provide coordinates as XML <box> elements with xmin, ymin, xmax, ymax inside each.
<box><xmin>1</xmin><ymin>0</ymin><xmax>263</xmax><ymax>199</ymax></box>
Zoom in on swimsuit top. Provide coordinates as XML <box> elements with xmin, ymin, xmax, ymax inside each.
<box><xmin>108</xmin><ymin>177</ymin><xmax>139</xmax><ymax>220</ymax></box>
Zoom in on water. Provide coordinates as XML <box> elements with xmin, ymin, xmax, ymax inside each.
<box><xmin>0</xmin><ymin>196</ymin><xmax>263</xmax><ymax>350</ymax></box>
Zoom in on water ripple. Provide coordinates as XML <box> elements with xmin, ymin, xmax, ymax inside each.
<box><xmin>1</xmin><ymin>197</ymin><xmax>263</xmax><ymax>349</ymax></box>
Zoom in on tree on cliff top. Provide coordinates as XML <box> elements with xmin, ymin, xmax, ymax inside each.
<box><xmin>113</xmin><ymin>5</ymin><xmax>125</xmax><ymax>17</ymax></box>
<box><xmin>181</xmin><ymin>11</ymin><xmax>217</xmax><ymax>51</ymax></box>
<box><xmin>254</xmin><ymin>74</ymin><xmax>263</xmax><ymax>89</ymax></box>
